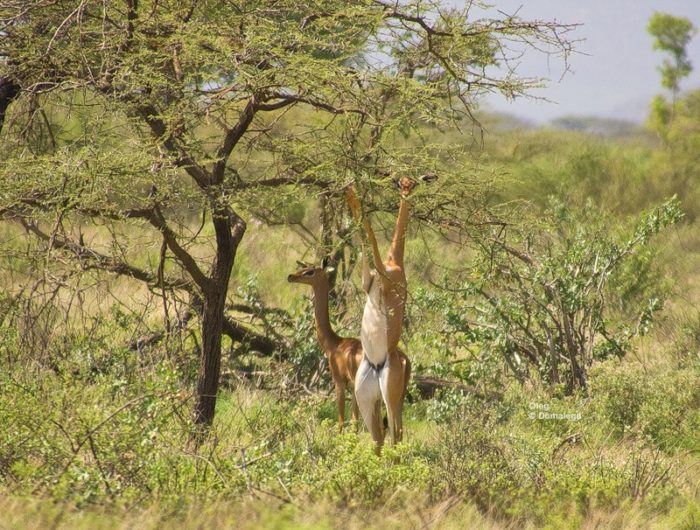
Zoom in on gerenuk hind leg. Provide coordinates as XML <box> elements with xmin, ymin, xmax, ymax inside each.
<box><xmin>379</xmin><ymin>352</ymin><xmax>407</xmax><ymax>445</ymax></box>
<box><xmin>354</xmin><ymin>359</ymin><xmax>384</xmax><ymax>453</ymax></box>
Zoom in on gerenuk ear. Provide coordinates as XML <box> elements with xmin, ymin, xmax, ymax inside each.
<box><xmin>321</xmin><ymin>256</ymin><xmax>330</xmax><ymax>269</ymax></box>
<box><xmin>420</xmin><ymin>174</ymin><xmax>438</xmax><ymax>184</ymax></box>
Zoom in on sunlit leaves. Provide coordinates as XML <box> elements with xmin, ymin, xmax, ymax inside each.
<box><xmin>452</xmin><ymin>197</ymin><xmax>682</xmax><ymax>392</ymax></box>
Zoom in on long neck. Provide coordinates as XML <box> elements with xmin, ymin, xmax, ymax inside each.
<box><xmin>389</xmin><ymin>197</ymin><xmax>410</xmax><ymax>267</ymax></box>
<box><xmin>312</xmin><ymin>281</ymin><xmax>340</xmax><ymax>353</ymax></box>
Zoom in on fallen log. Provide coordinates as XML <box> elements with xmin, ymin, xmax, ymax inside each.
<box><xmin>129</xmin><ymin>310</ymin><xmax>282</xmax><ymax>358</ymax></box>
<box><xmin>222</xmin><ymin>317</ymin><xmax>280</xmax><ymax>357</ymax></box>
<box><xmin>413</xmin><ymin>375</ymin><xmax>502</xmax><ymax>401</ymax></box>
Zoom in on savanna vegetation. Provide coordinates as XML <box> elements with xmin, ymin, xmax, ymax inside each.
<box><xmin>0</xmin><ymin>2</ymin><xmax>698</xmax><ymax>529</ymax></box>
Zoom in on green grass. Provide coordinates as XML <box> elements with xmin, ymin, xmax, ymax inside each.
<box><xmin>4</xmin><ymin>104</ymin><xmax>700</xmax><ymax>528</ymax></box>
<box><xmin>1</xmin><ymin>340</ymin><xmax>698</xmax><ymax>529</ymax></box>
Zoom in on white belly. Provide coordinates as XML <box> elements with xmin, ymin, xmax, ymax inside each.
<box><xmin>361</xmin><ymin>279</ymin><xmax>388</xmax><ymax>367</ymax></box>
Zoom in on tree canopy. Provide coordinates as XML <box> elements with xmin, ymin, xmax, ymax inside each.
<box><xmin>0</xmin><ymin>0</ymin><xmax>576</xmax><ymax>426</ymax></box>
<box><xmin>647</xmin><ymin>11</ymin><xmax>696</xmax><ymax>139</ymax></box>
<box><xmin>647</xmin><ymin>11</ymin><xmax>696</xmax><ymax>95</ymax></box>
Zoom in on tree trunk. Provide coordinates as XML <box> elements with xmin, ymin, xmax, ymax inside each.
<box><xmin>0</xmin><ymin>77</ymin><xmax>20</xmax><ymax>135</ymax></box>
<box><xmin>193</xmin><ymin>210</ymin><xmax>246</xmax><ymax>427</ymax></box>
<box><xmin>194</xmin><ymin>290</ymin><xmax>227</xmax><ymax>425</ymax></box>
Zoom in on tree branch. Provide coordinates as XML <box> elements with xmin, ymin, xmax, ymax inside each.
<box><xmin>146</xmin><ymin>205</ymin><xmax>212</xmax><ymax>292</ymax></box>
<box><xmin>233</xmin><ymin>176</ymin><xmax>331</xmax><ymax>190</ymax></box>
<box><xmin>266</xmin><ymin>92</ymin><xmax>369</xmax><ymax>118</ymax></box>
<box><xmin>135</xmin><ymin>103</ymin><xmax>211</xmax><ymax>188</ymax></box>
<box><xmin>3</xmin><ymin>197</ymin><xmax>212</xmax><ymax>292</ymax></box>
<box><xmin>19</xmin><ymin>219</ymin><xmax>191</xmax><ymax>292</ymax></box>
<box><xmin>212</xmin><ymin>97</ymin><xmax>257</xmax><ymax>184</ymax></box>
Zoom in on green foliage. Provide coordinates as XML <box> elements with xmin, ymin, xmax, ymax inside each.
<box><xmin>668</xmin><ymin>91</ymin><xmax>700</xmax><ymax>159</ymax></box>
<box><xmin>648</xmin><ymin>94</ymin><xmax>673</xmax><ymax>139</ymax></box>
<box><xmin>431</xmin><ymin>405</ymin><xmax>521</xmax><ymax>511</ymax></box>
<box><xmin>0</xmin><ymin>306</ymin><xmax>697</xmax><ymax>528</ymax></box>
<box><xmin>428</xmin><ymin>395</ymin><xmax>680</xmax><ymax>524</ymax></box>
<box><xmin>310</xmin><ymin>430</ymin><xmax>429</xmax><ymax>504</ymax></box>
<box><xmin>0</xmin><ymin>365</ymin><xmax>189</xmax><ymax>505</ymax></box>
<box><xmin>287</xmin><ymin>297</ymin><xmax>329</xmax><ymax>388</ymax></box>
<box><xmin>591</xmin><ymin>362</ymin><xmax>700</xmax><ymax>451</ymax></box>
<box><xmin>590</xmin><ymin>365</ymin><xmax>650</xmax><ymax>437</ymax></box>
<box><xmin>647</xmin><ymin>12</ymin><xmax>697</xmax><ymax>140</ymax></box>
<box><xmin>0</xmin><ymin>0</ymin><xmax>579</xmax><ymax>426</ymax></box>
<box><xmin>424</xmin><ymin>387</ymin><xmax>472</xmax><ymax>424</ymax></box>
<box><xmin>452</xmin><ymin>198</ymin><xmax>682</xmax><ymax>392</ymax></box>
<box><xmin>485</xmin><ymin>93</ymin><xmax>700</xmax><ymax>222</ymax></box>
<box><xmin>672</xmin><ymin>312</ymin><xmax>700</xmax><ymax>367</ymax></box>
<box><xmin>488</xmin><ymin>131</ymin><xmax>657</xmax><ymax>217</ymax></box>
<box><xmin>2</xmin><ymin>4</ymin><xmax>700</xmax><ymax>529</ymax></box>
<box><xmin>647</xmin><ymin>12</ymin><xmax>696</xmax><ymax>94</ymax></box>
<box><xmin>0</xmin><ymin>0</ymin><xmax>574</xmax><ymax>228</ymax></box>
<box><xmin>410</xmin><ymin>286</ymin><xmax>503</xmax><ymax>390</ymax></box>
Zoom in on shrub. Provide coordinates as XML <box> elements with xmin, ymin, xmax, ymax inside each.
<box><xmin>430</xmin><ymin>403</ymin><xmax>522</xmax><ymax>514</ymax></box>
<box><xmin>449</xmin><ymin>197</ymin><xmax>682</xmax><ymax>394</ymax></box>
<box><xmin>591</xmin><ymin>362</ymin><xmax>700</xmax><ymax>450</ymax></box>
<box><xmin>311</xmin><ymin>430</ymin><xmax>430</xmax><ymax>505</ymax></box>
<box><xmin>590</xmin><ymin>364</ymin><xmax>651</xmax><ymax>437</ymax></box>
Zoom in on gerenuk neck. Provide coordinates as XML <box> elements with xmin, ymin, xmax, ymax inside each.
<box><xmin>312</xmin><ymin>281</ymin><xmax>341</xmax><ymax>353</ymax></box>
<box><xmin>389</xmin><ymin>197</ymin><xmax>410</xmax><ymax>267</ymax></box>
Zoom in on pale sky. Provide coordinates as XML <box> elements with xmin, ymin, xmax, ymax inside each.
<box><xmin>455</xmin><ymin>1</ymin><xmax>700</xmax><ymax>123</ymax></box>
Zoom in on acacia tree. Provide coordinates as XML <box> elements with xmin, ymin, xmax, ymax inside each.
<box><xmin>0</xmin><ymin>0</ymin><xmax>575</xmax><ymax>426</ymax></box>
